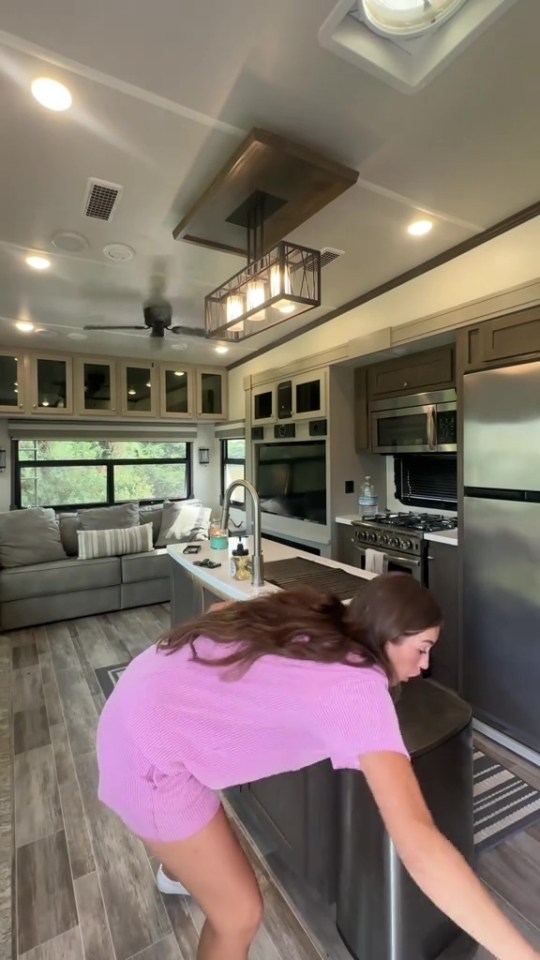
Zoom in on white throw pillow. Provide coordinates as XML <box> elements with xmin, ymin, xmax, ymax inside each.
<box><xmin>157</xmin><ymin>501</ymin><xmax>211</xmax><ymax>545</ymax></box>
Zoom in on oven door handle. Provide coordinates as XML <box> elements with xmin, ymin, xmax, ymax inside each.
<box><xmin>349</xmin><ymin>540</ymin><xmax>422</xmax><ymax>570</ymax></box>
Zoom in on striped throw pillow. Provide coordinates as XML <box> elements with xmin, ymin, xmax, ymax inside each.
<box><xmin>77</xmin><ymin>523</ymin><xmax>153</xmax><ymax>560</ymax></box>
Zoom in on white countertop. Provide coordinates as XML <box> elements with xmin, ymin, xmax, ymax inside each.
<box><xmin>335</xmin><ymin>514</ymin><xmax>361</xmax><ymax>525</ymax></box>
<box><xmin>168</xmin><ymin>537</ymin><xmax>375</xmax><ymax>602</ymax></box>
<box><xmin>424</xmin><ymin>529</ymin><xmax>459</xmax><ymax>547</ymax></box>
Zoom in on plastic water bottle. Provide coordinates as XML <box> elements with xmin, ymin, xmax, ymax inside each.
<box><xmin>358</xmin><ymin>476</ymin><xmax>378</xmax><ymax>518</ymax></box>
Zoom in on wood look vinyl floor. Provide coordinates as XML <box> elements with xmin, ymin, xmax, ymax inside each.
<box><xmin>2</xmin><ymin>606</ymin><xmax>540</xmax><ymax>959</ymax></box>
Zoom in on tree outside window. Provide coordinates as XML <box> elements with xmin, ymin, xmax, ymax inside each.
<box><xmin>15</xmin><ymin>439</ymin><xmax>191</xmax><ymax>509</ymax></box>
<box><xmin>221</xmin><ymin>439</ymin><xmax>246</xmax><ymax>505</ymax></box>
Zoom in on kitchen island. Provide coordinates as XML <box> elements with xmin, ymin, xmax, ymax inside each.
<box><xmin>167</xmin><ymin>536</ymin><xmax>375</xmax><ymax>623</ymax></box>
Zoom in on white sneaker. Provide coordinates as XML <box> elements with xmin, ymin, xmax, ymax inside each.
<box><xmin>156</xmin><ymin>863</ymin><xmax>190</xmax><ymax>896</ymax></box>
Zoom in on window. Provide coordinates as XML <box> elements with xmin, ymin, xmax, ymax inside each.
<box><xmin>394</xmin><ymin>453</ymin><xmax>457</xmax><ymax>511</ymax></box>
<box><xmin>13</xmin><ymin>439</ymin><xmax>191</xmax><ymax>510</ymax></box>
<box><xmin>221</xmin><ymin>439</ymin><xmax>246</xmax><ymax>506</ymax></box>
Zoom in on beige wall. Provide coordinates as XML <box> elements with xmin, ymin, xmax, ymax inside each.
<box><xmin>228</xmin><ymin>214</ymin><xmax>540</xmax><ymax>417</ymax></box>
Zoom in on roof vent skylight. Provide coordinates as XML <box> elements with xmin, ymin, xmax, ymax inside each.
<box><xmin>360</xmin><ymin>0</ymin><xmax>466</xmax><ymax>39</ymax></box>
<box><xmin>319</xmin><ymin>0</ymin><xmax>518</xmax><ymax>93</ymax></box>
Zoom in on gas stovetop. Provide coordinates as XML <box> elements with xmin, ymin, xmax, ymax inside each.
<box><xmin>351</xmin><ymin>512</ymin><xmax>457</xmax><ymax>555</ymax></box>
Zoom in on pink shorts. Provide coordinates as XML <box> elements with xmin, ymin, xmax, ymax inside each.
<box><xmin>96</xmin><ymin>703</ymin><xmax>220</xmax><ymax>843</ymax></box>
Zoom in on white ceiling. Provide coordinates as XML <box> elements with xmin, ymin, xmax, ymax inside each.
<box><xmin>0</xmin><ymin>0</ymin><xmax>539</xmax><ymax>368</ymax></box>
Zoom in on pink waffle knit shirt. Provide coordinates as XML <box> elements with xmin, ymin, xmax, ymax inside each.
<box><xmin>97</xmin><ymin>636</ymin><xmax>409</xmax><ymax>842</ymax></box>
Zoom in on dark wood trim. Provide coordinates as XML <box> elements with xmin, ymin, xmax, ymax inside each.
<box><xmin>173</xmin><ymin>127</ymin><xmax>358</xmax><ymax>254</ymax></box>
<box><xmin>228</xmin><ymin>198</ymin><xmax>540</xmax><ymax>371</ymax></box>
<box><xmin>181</xmin><ymin>234</ymin><xmax>246</xmax><ymax>257</ymax></box>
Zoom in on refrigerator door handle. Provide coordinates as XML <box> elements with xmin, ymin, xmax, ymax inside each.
<box><xmin>428</xmin><ymin>404</ymin><xmax>437</xmax><ymax>451</ymax></box>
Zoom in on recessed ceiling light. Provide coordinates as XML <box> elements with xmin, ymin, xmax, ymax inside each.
<box><xmin>26</xmin><ymin>254</ymin><xmax>51</xmax><ymax>271</ymax></box>
<box><xmin>407</xmin><ymin>219</ymin><xmax>433</xmax><ymax>237</ymax></box>
<box><xmin>16</xmin><ymin>321</ymin><xmax>34</xmax><ymax>333</ymax></box>
<box><xmin>128</xmin><ymin>389</ymin><xmax>137</xmax><ymax>396</ymax></box>
<box><xmin>145</xmin><ymin>381</ymin><xmax>152</xmax><ymax>388</ymax></box>
<box><xmin>174</xmin><ymin>370</ymin><xmax>185</xmax><ymax>377</ymax></box>
<box><xmin>31</xmin><ymin>77</ymin><xmax>72</xmax><ymax>112</ymax></box>
<box><xmin>215</xmin><ymin>345</ymin><xmax>229</xmax><ymax>355</ymax></box>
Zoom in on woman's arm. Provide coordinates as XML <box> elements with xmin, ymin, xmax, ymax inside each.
<box><xmin>361</xmin><ymin>751</ymin><xmax>539</xmax><ymax>960</ymax></box>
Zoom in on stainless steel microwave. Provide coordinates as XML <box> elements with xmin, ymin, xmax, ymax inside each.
<box><xmin>370</xmin><ymin>389</ymin><xmax>457</xmax><ymax>454</ymax></box>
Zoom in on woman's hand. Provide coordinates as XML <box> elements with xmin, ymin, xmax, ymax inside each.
<box><xmin>361</xmin><ymin>751</ymin><xmax>540</xmax><ymax>960</ymax></box>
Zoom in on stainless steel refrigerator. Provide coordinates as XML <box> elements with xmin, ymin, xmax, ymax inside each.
<box><xmin>463</xmin><ymin>360</ymin><xmax>540</xmax><ymax>753</ymax></box>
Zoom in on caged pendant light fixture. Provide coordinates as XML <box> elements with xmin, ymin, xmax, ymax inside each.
<box><xmin>204</xmin><ymin>191</ymin><xmax>321</xmax><ymax>343</ymax></box>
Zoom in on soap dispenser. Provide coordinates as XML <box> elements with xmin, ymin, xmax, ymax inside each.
<box><xmin>230</xmin><ymin>537</ymin><xmax>251</xmax><ymax>581</ymax></box>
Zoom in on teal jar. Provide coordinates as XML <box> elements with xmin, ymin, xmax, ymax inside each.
<box><xmin>210</xmin><ymin>534</ymin><xmax>228</xmax><ymax>550</ymax></box>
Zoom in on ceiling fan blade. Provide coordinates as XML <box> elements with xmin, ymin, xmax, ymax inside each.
<box><xmin>83</xmin><ymin>325</ymin><xmax>147</xmax><ymax>330</ymax></box>
<box><xmin>170</xmin><ymin>325</ymin><xmax>207</xmax><ymax>338</ymax></box>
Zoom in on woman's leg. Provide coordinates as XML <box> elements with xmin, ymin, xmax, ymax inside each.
<box><xmin>147</xmin><ymin>805</ymin><xmax>263</xmax><ymax>960</ymax></box>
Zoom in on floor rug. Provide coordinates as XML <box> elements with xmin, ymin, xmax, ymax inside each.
<box><xmin>473</xmin><ymin>749</ymin><xmax>540</xmax><ymax>852</ymax></box>
<box><xmin>95</xmin><ymin>661</ymin><xmax>131</xmax><ymax>699</ymax></box>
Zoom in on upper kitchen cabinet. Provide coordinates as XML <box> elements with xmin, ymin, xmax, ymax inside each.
<box><xmin>252</xmin><ymin>384</ymin><xmax>275</xmax><ymax>425</ymax></box>
<box><xmin>29</xmin><ymin>354</ymin><xmax>74</xmax><ymax>415</ymax></box>
<box><xmin>119</xmin><ymin>361</ymin><xmax>158</xmax><ymax>417</ymax></box>
<box><xmin>159</xmin><ymin>364</ymin><xmax>194</xmax><ymax>419</ymax></box>
<box><xmin>354</xmin><ymin>367</ymin><xmax>370</xmax><ymax>452</ymax></box>
<box><xmin>293</xmin><ymin>370</ymin><xmax>327</xmax><ymax>420</ymax></box>
<box><xmin>0</xmin><ymin>351</ymin><xmax>25</xmax><ymax>414</ymax></box>
<box><xmin>196</xmin><ymin>367</ymin><xmax>227</xmax><ymax>420</ymax></box>
<box><xmin>74</xmin><ymin>357</ymin><xmax>118</xmax><ymax>416</ymax></box>
<box><xmin>458</xmin><ymin>305</ymin><xmax>540</xmax><ymax>372</ymax></box>
<box><xmin>367</xmin><ymin>346</ymin><xmax>454</xmax><ymax>399</ymax></box>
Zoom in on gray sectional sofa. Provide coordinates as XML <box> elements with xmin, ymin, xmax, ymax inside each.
<box><xmin>0</xmin><ymin>500</ymin><xmax>210</xmax><ymax>632</ymax></box>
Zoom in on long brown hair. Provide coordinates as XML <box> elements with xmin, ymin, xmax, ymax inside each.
<box><xmin>157</xmin><ymin>573</ymin><xmax>441</xmax><ymax>681</ymax></box>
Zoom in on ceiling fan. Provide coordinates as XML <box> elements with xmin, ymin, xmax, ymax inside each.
<box><xmin>84</xmin><ymin>266</ymin><xmax>206</xmax><ymax>339</ymax></box>
<box><xmin>84</xmin><ymin>299</ymin><xmax>206</xmax><ymax>339</ymax></box>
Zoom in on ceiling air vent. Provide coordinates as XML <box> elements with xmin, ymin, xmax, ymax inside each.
<box><xmin>84</xmin><ymin>178</ymin><xmax>123</xmax><ymax>221</ymax></box>
<box><xmin>320</xmin><ymin>247</ymin><xmax>345</xmax><ymax>268</ymax></box>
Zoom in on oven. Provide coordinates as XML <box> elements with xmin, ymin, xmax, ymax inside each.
<box><xmin>341</xmin><ymin>530</ymin><xmax>424</xmax><ymax>584</ymax></box>
<box><xmin>370</xmin><ymin>389</ymin><xmax>457</xmax><ymax>454</ymax></box>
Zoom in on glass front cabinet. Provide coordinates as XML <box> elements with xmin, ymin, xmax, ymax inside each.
<box><xmin>0</xmin><ymin>352</ymin><xmax>25</xmax><ymax>414</ymax></box>
<box><xmin>293</xmin><ymin>370</ymin><xmax>327</xmax><ymax>420</ymax></box>
<box><xmin>159</xmin><ymin>364</ymin><xmax>195</xmax><ymax>419</ymax></box>
<box><xmin>119</xmin><ymin>361</ymin><xmax>158</xmax><ymax>417</ymax></box>
<box><xmin>196</xmin><ymin>368</ymin><xmax>227</xmax><ymax>420</ymax></box>
<box><xmin>252</xmin><ymin>384</ymin><xmax>275</xmax><ymax>424</ymax></box>
<box><xmin>74</xmin><ymin>357</ymin><xmax>118</xmax><ymax>416</ymax></box>
<box><xmin>29</xmin><ymin>354</ymin><xmax>74</xmax><ymax>415</ymax></box>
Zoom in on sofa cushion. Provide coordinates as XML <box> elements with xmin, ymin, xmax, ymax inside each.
<box><xmin>58</xmin><ymin>514</ymin><xmax>81</xmax><ymax>556</ymax></box>
<box><xmin>121</xmin><ymin>547</ymin><xmax>170</xmax><ymax>583</ymax></box>
<box><xmin>138</xmin><ymin>506</ymin><xmax>164</xmax><ymax>546</ymax></box>
<box><xmin>156</xmin><ymin>500</ymin><xmax>210</xmax><ymax>547</ymax></box>
<box><xmin>0</xmin><ymin>555</ymin><xmax>121</xmax><ymax>602</ymax></box>
<box><xmin>78</xmin><ymin>502</ymin><xmax>139</xmax><ymax>531</ymax></box>
<box><xmin>77</xmin><ymin>523</ymin><xmax>153</xmax><ymax>560</ymax></box>
<box><xmin>0</xmin><ymin>507</ymin><xmax>67</xmax><ymax>569</ymax></box>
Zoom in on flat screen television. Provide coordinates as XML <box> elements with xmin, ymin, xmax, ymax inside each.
<box><xmin>255</xmin><ymin>440</ymin><xmax>327</xmax><ymax>525</ymax></box>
